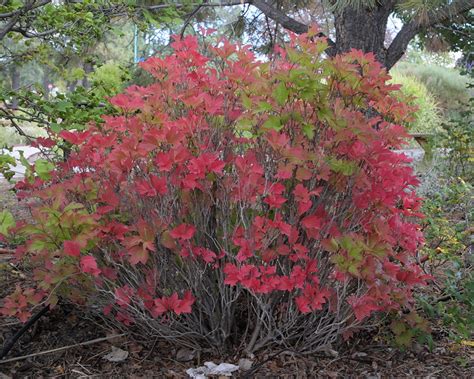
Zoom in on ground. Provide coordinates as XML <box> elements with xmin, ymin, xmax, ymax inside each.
<box><xmin>0</xmin><ymin>169</ymin><xmax>473</xmax><ymax>378</ymax></box>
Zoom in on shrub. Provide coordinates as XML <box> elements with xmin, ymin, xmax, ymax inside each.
<box><xmin>89</xmin><ymin>62</ymin><xmax>130</xmax><ymax>97</ymax></box>
<box><xmin>437</xmin><ymin>92</ymin><xmax>474</xmax><ymax>181</ymax></box>
<box><xmin>393</xmin><ymin>62</ymin><xmax>471</xmax><ymax>115</ymax></box>
<box><xmin>417</xmin><ymin>177</ymin><xmax>473</xmax><ymax>342</ymax></box>
<box><xmin>415</xmin><ymin>86</ymin><xmax>473</xmax><ymax>343</ymax></box>
<box><xmin>389</xmin><ymin>72</ymin><xmax>442</xmax><ymax>134</ymax></box>
<box><xmin>1</xmin><ymin>30</ymin><xmax>428</xmax><ymax>354</ymax></box>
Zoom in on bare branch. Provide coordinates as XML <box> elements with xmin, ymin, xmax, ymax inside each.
<box><xmin>0</xmin><ymin>0</ymin><xmax>51</xmax><ymax>19</ymax></box>
<box><xmin>10</xmin><ymin>27</ymin><xmax>58</xmax><ymax>38</ymax></box>
<box><xmin>144</xmin><ymin>1</ymin><xmax>245</xmax><ymax>12</ymax></box>
<box><xmin>251</xmin><ymin>0</ymin><xmax>336</xmax><ymax>55</ymax></box>
<box><xmin>0</xmin><ymin>12</ymin><xmax>20</xmax><ymax>39</ymax></box>
<box><xmin>386</xmin><ymin>0</ymin><xmax>474</xmax><ymax>69</ymax></box>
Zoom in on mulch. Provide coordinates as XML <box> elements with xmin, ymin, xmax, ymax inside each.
<box><xmin>0</xmin><ymin>272</ymin><xmax>472</xmax><ymax>378</ymax></box>
<box><xmin>0</xmin><ymin>317</ymin><xmax>472</xmax><ymax>378</ymax></box>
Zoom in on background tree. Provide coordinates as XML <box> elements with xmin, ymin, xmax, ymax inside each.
<box><xmin>2</xmin><ymin>1</ymin><xmax>473</xmax><ymax>69</ymax></box>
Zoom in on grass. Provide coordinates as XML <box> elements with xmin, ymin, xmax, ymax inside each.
<box><xmin>0</xmin><ymin>123</ymin><xmax>47</xmax><ymax>147</ymax></box>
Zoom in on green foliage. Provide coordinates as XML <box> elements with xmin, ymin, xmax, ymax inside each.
<box><xmin>393</xmin><ymin>62</ymin><xmax>471</xmax><ymax>114</ymax></box>
<box><xmin>390</xmin><ymin>312</ymin><xmax>432</xmax><ymax>349</ymax></box>
<box><xmin>422</xmin><ymin>178</ymin><xmax>471</xmax><ymax>264</ymax></box>
<box><xmin>416</xmin><ymin>109</ymin><xmax>473</xmax><ymax>342</ymax></box>
<box><xmin>437</xmin><ymin>99</ymin><xmax>474</xmax><ymax>181</ymax></box>
<box><xmin>0</xmin><ymin>152</ymin><xmax>16</xmax><ymax>181</ymax></box>
<box><xmin>403</xmin><ymin>48</ymin><xmax>457</xmax><ymax>67</ymax></box>
<box><xmin>389</xmin><ymin>72</ymin><xmax>442</xmax><ymax>134</ymax></box>
<box><xmin>0</xmin><ymin>124</ymin><xmax>47</xmax><ymax>146</ymax></box>
<box><xmin>0</xmin><ymin>210</ymin><xmax>15</xmax><ymax>236</ymax></box>
<box><xmin>1</xmin><ymin>85</ymin><xmax>115</xmax><ymax>132</ymax></box>
<box><xmin>407</xmin><ymin>71</ymin><xmax>473</xmax><ymax>346</ymax></box>
<box><xmin>89</xmin><ymin>62</ymin><xmax>130</xmax><ymax>97</ymax></box>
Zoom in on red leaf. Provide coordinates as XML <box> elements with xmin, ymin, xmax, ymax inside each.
<box><xmin>136</xmin><ymin>179</ymin><xmax>157</xmax><ymax>197</ymax></box>
<box><xmin>80</xmin><ymin>256</ymin><xmax>101</xmax><ymax>277</ymax></box>
<box><xmin>301</xmin><ymin>214</ymin><xmax>322</xmax><ymax>238</ymax></box>
<box><xmin>295</xmin><ymin>284</ymin><xmax>329</xmax><ymax>313</ymax></box>
<box><xmin>59</xmin><ymin>130</ymin><xmax>90</xmax><ymax>145</ymax></box>
<box><xmin>151</xmin><ymin>291</ymin><xmax>195</xmax><ymax>317</ymax></box>
<box><xmin>35</xmin><ymin>137</ymin><xmax>56</xmax><ymax>148</ymax></box>
<box><xmin>150</xmin><ymin>175</ymin><xmax>167</xmax><ymax>195</ymax></box>
<box><xmin>169</xmin><ymin>224</ymin><xmax>196</xmax><ymax>240</ymax></box>
<box><xmin>236</xmin><ymin>242</ymin><xmax>253</xmax><ymax>262</ymax></box>
<box><xmin>115</xmin><ymin>285</ymin><xmax>134</xmax><ymax>308</ymax></box>
<box><xmin>193</xmin><ymin>246</ymin><xmax>217</xmax><ymax>263</ymax></box>
<box><xmin>63</xmin><ymin>240</ymin><xmax>81</xmax><ymax>257</ymax></box>
<box><xmin>347</xmin><ymin>295</ymin><xmax>379</xmax><ymax>321</ymax></box>
<box><xmin>109</xmin><ymin>93</ymin><xmax>144</xmax><ymax>111</ymax></box>
<box><xmin>127</xmin><ymin>245</ymin><xmax>149</xmax><ymax>265</ymax></box>
<box><xmin>174</xmin><ymin>291</ymin><xmax>195</xmax><ymax>315</ymax></box>
<box><xmin>276</xmin><ymin>163</ymin><xmax>294</xmax><ymax>179</ymax></box>
<box><xmin>155</xmin><ymin>152</ymin><xmax>174</xmax><ymax>172</ymax></box>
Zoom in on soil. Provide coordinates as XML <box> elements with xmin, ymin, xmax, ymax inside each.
<box><xmin>0</xmin><ymin>181</ymin><xmax>30</xmax><ymax>223</ymax></box>
<box><xmin>0</xmin><ymin>178</ymin><xmax>472</xmax><ymax>378</ymax></box>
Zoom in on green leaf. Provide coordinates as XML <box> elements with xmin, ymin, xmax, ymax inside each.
<box><xmin>391</xmin><ymin>320</ymin><xmax>407</xmax><ymax>335</ymax></box>
<box><xmin>0</xmin><ymin>153</ymin><xmax>16</xmax><ymax>167</ymax></box>
<box><xmin>257</xmin><ymin>101</ymin><xmax>273</xmax><ymax>113</ymax></box>
<box><xmin>262</xmin><ymin>115</ymin><xmax>282</xmax><ymax>131</ymax></box>
<box><xmin>302</xmin><ymin>123</ymin><xmax>315</xmax><ymax>139</ymax></box>
<box><xmin>241</xmin><ymin>94</ymin><xmax>252</xmax><ymax>110</ymax></box>
<box><xmin>18</xmin><ymin>150</ymin><xmax>30</xmax><ymax>168</ymax></box>
<box><xmin>395</xmin><ymin>329</ymin><xmax>414</xmax><ymax>347</ymax></box>
<box><xmin>273</xmin><ymin>82</ymin><xmax>289</xmax><ymax>106</ymax></box>
<box><xmin>35</xmin><ymin>159</ymin><xmax>55</xmax><ymax>180</ymax></box>
<box><xmin>57</xmin><ymin>100</ymin><xmax>72</xmax><ymax>112</ymax></box>
<box><xmin>328</xmin><ymin>157</ymin><xmax>357</xmax><ymax>176</ymax></box>
<box><xmin>50</xmin><ymin>123</ymin><xmax>61</xmax><ymax>133</ymax></box>
<box><xmin>142</xmin><ymin>9</ymin><xmax>161</xmax><ymax>27</ymax></box>
<box><xmin>235</xmin><ymin>118</ymin><xmax>253</xmax><ymax>132</ymax></box>
<box><xmin>0</xmin><ymin>210</ymin><xmax>15</xmax><ymax>236</ymax></box>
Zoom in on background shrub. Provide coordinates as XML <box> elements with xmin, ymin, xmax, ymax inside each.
<box><xmin>393</xmin><ymin>62</ymin><xmax>471</xmax><ymax>115</ymax></box>
<box><xmin>389</xmin><ymin>72</ymin><xmax>442</xmax><ymax>135</ymax></box>
<box><xmin>415</xmin><ymin>78</ymin><xmax>473</xmax><ymax>342</ymax></box>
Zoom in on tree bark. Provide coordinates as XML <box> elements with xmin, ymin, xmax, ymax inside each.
<box><xmin>42</xmin><ymin>66</ymin><xmax>50</xmax><ymax>100</ymax></box>
<box><xmin>333</xmin><ymin>2</ymin><xmax>395</xmax><ymax>65</ymax></box>
<box><xmin>82</xmin><ymin>61</ymin><xmax>94</xmax><ymax>89</ymax></box>
<box><xmin>9</xmin><ymin>64</ymin><xmax>20</xmax><ymax>109</ymax></box>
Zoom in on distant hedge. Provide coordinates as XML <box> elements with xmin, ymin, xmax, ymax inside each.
<box><xmin>393</xmin><ymin>63</ymin><xmax>471</xmax><ymax>114</ymax></box>
<box><xmin>389</xmin><ymin>72</ymin><xmax>442</xmax><ymax>134</ymax></box>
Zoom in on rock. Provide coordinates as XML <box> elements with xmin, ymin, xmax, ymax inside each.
<box><xmin>352</xmin><ymin>352</ymin><xmax>368</xmax><ymax>358</ymax></box>
<box><xmin>176</xmin><ymin>348</ymin><xmax>196</xmax><ymax>362</ymax></box>
<box><xmin>238</xmin><ymin>358</ymin><xmax>253</xmax><ymax>371</ymax></box>
<box><xmin>102</xmin><ymin>346</ymin><xmax>129</xmax><ymax>362</ymax></box>
<box><xmin>186</xmin><ymin>361</ymin><xmax>239</xmax><ymax>378</ymax></box>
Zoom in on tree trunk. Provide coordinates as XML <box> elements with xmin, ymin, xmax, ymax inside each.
<box><xmin>333</xmin><ymin>3</ymin><xmax>394</xmax><ymax>67</ymax></box>
<box><xmin>82</xmin><ymin>61</ymin><xmax>94</xmax><ymax>89</ymax></box>
<box><xmin>67</xmin><ymin>80</ymin><xmax>77</xmax><ymax>93</ymax></box>
<box><xmin>42</xmin><ymin>66</ymin><xmax>50</xmax><ymax>100</ymax></box>
<box><xmin>9</xmin><ymin>64</ymin><xmax>20</xmax><ymax>109</ymax></box>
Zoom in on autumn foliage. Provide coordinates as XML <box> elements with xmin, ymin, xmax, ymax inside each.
<box><xmin>1</xmin><ymin>29</ymin><xmax>429</xmax><ymax>353</ymax></box>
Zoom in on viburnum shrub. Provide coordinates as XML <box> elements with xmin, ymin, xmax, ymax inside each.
<box><xmin>1</xmin><ymin>28</ymin><xmax>429</xmax><ymax>354</ymax></box>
